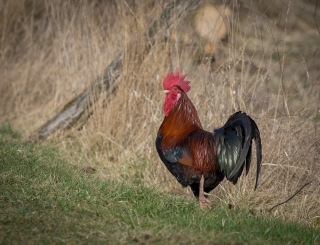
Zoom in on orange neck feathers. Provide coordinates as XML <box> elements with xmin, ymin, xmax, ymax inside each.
<box><xmin>158</xmin><ymin>92</ymin><xmax>202</xmax><ymax>149</ymax></box>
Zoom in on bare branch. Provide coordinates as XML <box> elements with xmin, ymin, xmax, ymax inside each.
<box><xmin>31</xmin><ymin>0</ymin><xmax>201</xmax><ymax>141</ymax></box>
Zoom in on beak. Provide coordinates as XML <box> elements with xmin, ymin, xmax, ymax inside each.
<box><xmin>163</xmin><ymin>90</ymin><xmax>169</xmax><ymax>94</ymax></box>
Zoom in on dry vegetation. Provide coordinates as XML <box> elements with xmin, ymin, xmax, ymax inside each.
<box><xmin>0</xmin><ymin>0</ymin><xmax>319</xmax><ymax>227</ymax></box>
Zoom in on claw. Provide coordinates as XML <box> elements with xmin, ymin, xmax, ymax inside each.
<box><xmin>199</xmin><ymin>196</ymin><xmax>211</xmax><ymax>209</ymax></box>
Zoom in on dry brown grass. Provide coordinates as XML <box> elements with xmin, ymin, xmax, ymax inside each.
<box><xmin>0</xmin><ymin>0</ymin><xmax>319</xmax><ymax>227</ymax></box>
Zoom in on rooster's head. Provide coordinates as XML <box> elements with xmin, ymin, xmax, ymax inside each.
<box><xmin>162</xmin><ymin>70</ymin><xmax>191</xmax><ymax>116</ymax></box>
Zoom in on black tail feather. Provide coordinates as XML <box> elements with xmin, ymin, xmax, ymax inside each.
<box><xmin>251</xmin><ymin>117</ymin><xmax>262</xmax><ymax>190</ymax></box>
<box><xmin>245</xmin><ymin>144</ymin><xmax>252</xmax><ymax>175</ymax></box>
<box><xmin>214</xmin><ymin>111</ymin><xmax>262</xmax><ymax>190</ymax></box>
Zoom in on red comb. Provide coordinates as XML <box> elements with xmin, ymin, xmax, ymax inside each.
<box><xmin>163</xmin><ymin>69</ymin><xmax>191</xmax><ymax>93</ymax></box>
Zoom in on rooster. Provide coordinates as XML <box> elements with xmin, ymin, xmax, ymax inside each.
<box><xmin>155</xmin><ymin>70</ymin><xmax>262</xmax><ymax>208</ymax></box>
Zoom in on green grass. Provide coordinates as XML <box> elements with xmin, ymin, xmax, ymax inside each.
<box><xmin>0</xmin><ymin>127</ymin><xmax>319</xmax><ymax>245</ymax></box>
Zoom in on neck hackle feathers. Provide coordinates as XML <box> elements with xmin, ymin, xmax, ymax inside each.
<box><xmin>163</xmin><ymin>70</ymin><xmax>191</xmax><ymax>93</ymax></box>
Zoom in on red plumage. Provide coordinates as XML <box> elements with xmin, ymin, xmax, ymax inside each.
<box><xmin>156</xmin><ymin>70</ymin><xmax>262</xmax><ymax>208</ymax></box>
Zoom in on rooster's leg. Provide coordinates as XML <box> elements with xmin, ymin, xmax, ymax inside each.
<box><xmin>199</xmin><ymin>175</ymin><xmax>211</xmax><ymax>209</ymax></box>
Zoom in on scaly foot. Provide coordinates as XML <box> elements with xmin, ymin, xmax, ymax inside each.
<box><xmin>199</xmin><ymin>175</ymin><xmax>211</xmax><ymax>209</ymax></box>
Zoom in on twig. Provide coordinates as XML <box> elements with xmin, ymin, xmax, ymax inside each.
<box><xmin>268</xmin><ymin>180</ymin><xmax>313</xmax><ymax>212</ymax></box>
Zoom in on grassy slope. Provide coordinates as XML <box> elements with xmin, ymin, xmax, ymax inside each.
<box><xmin>0</xmin><ymin>127</ymin><xmax>319</xmax><ymax>245</ymax></box>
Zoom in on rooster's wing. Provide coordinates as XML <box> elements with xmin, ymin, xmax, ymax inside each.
<box><xmin>155</xmin><ymin>136</ymin><xmax>196</xmax><ymax>187</ymax></box>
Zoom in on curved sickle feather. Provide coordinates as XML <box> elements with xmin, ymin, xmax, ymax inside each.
<box><xmin>224</xmin><ymin>114</ymin><xmax>252</xmax><ymax>180</ymax></box>
<box><xmin>217</xmin><ymin>112</ymin><xmax>262</xmax><ymax>190</ymax></box>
